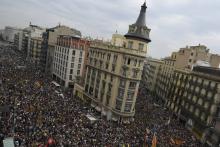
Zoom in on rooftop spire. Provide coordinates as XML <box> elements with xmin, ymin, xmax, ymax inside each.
<box><xmin>124</xmin><ymin>1</ymin><xmax>151</xmax><ymax>43</ymax></box>
<box><xmin>135</xmin><ymin>2</ymin><xmax>147</xmax><ymax>26</ymax></box>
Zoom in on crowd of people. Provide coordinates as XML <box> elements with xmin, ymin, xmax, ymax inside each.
<box><xmin>0</xmin><ymin>41</ymin><xmax>203</xmax><ymax>146</ymax></box>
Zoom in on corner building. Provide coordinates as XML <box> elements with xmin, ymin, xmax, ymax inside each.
<box><xmin>74</xmin><ymin>2</ymin><xmax>151</xmax><ymax>121</ymax></box>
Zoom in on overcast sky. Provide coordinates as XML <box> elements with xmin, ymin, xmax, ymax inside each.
<box><xmin>0</xmin><ymin>0</ymin><xmax>220</xmax><ymax>58</ymax></box>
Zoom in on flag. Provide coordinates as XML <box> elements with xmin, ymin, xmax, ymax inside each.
<box><xmin>175</xmin><ymin>138</ymin><xmax>185</xmax><ymax>145</ymax></box>
<box><xmin>170</xmin><ymin>138</ymin><xmax>185</xmax><ymax>145</ymax></box>
<box><xmin>152</xmin><ymin>133</ymin><xmax>157</xmax><ymax>147</ymax></box>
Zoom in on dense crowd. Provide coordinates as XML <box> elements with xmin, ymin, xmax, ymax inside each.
<box><xmin>0</xmin><ymin>41</ymin><xmax>203</xmax><ymax>146</ymax></box>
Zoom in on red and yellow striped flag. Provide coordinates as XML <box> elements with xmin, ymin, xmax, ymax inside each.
<box><xmin>152</xmin><ymin>133</ymin><xmax>157</xmax><ymax>147</ymax></box>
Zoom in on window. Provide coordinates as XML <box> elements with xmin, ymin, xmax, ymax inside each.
<box><xmin>106</xmin><ymin>95</ymin><xmax>110</xmax><ymax>106</ymax></box>
<box><xmin>80</xmin><ymin>51</ymin><xmax>83</xmax><ymax>57</ymax></box>
<box><xmin>70</xmin><ymin>69</ymin><xmax>73</xmax><ymax>74</ymax></box>
<box><xmin>118</xmin><ymin>88</ymin><xmax>124</xmax><ymax>98</ymax></box>
<box><xmin>122</xmin><ymin>69</ymin><xmax>126</xmax><ymax>76</ymax></box>
<box><xmin>105</xmin><ymin>63</ymin><xmax>109</xmax><ymax>70</ymax></box>
<box><xmin>102</xmin><ymin>53</ymin><xmax>105</xmax><ymax>59</ymax></box>
<box><xmin>89</xmin><ymin>86</ymin><xmax>93</xmax><ymax>95</ymax></box>
<box><xmin>120</xmin><ymin>79</ymin><xmax>126</xmax><ymax>87</ymax></box>
<box><xmin>116</xmin><ymin>99</ymin><xmax>122</xmax><ymax>111</ymax></box>
<box><xmin>85</xmin><ymin>84</ymin><xmax>89</xmax><ymax>92</ymax></box>
<box><xmin>124</xmin><ymin>103</ymin><xmax>132</xmax><ymax>112</ymax></box>
<box><xmin>191</xmin><ymin>52</ymin><xmax>194</xmax><ymax>56</ymax></box>
<box><xmin>189</xmin><ymin>59</ymin><xmax>192</xmax><ymax>62</ymax></box>
<box><xmin>79</xmin><ymin>58</ymin><xmax>82</xmax><ymax>63</ymax></box>
<box><xmin>138</xmin><ymin>43</ymin><xmax>144</xmax><ymax>50</ymax></box>
<box><xmin>72</xmin><ymin>50</ymin><xmax>75</xmax><ymax>56</ymax></box>
<box><xmin>138</xmin><ymin>60</ymin><xmax>142</xmax><ymax>67</ymax></box>
<box><xmin>102</xmin><ymin>80</ymin><xmax>106</xmax><ymax>89</ymax></box>
<box><xmin>78</xmin><ymin>64</ymin><xmax>81</xmax><ymax>69</ymax></box>
<box><xmin>69</xmin><ymin>75</ymin><xmax>72</xmax><ymax>80</ymax></box>
<box><xmin>127</xmin><ymin>91</ymin><xmax>134</xmax><ymax>101</ymax></box>
<box><xmin>112</xmin><ymin>64</ymin><xmax>115</xmax><ymax>72</ymax></box>
<box><xmin>77</xmin><ymin>70</ymin><xmax>80</xmax><ymax>75</ymax></box>
<box><xmin>72</xmin><ymin>57</ymin><xmax>75</xmax><ymax>62</ymax></box>
<box><xmin>133</xmin><ymin>70</ymin><xmax>138</xmax><ymax>78</ymax></box>
<box><xmin>100</xmin><ymin>61</ymin><xmax>103</xmax><ymax>68</ymax></box>
<box><xmin>80</xmin><ymin>45</ymin><xmax>83</xmax><ymax>50</ymax></box>
<box><xmin>129</xmin><ymin>82</ymin><xmax>136</xmax><ymax>89</ymax></box>
<box><xmin>71</xmin><ymin>63</ymin><xmax>74</xmax><ymax>68</ymax></box>
<box><xmin>127</xmin><ymin>58</ymin><xmax>131</xmax><ymax>65</ymax></box>
<box><xmin>108</xmin><ymin>83</ymin><xmax>112</xmax><ymax>92</ymax></box>
<box><xmin>95</xmin><ymin>89</ymin><xmax>98</xmax><ymax>99</ymax></box>
<box><xmin>128</xmin><ymin>41</ymin><xmax>133</xmax><ymax>49</ymax></box>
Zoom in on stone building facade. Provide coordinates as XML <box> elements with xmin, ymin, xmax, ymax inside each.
<box><xmin>142</xmin><ymin>58</ymin><xmax>163</xmax><ymax>93</ymax></box>
<box><xmin>74</xmin><ymin>2</ymin><xmax>151</xmax><ymax>121</ymax></box>
<box><xmin>166</xmin><ymin>66</ymin><xmax>220</xmax><ymax>146</ymax></box>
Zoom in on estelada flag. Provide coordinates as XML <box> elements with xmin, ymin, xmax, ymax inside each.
<box><xmin>152</xmin><ymin>133</ymin><xmax>157</xmax><ymax>147</ymax></box>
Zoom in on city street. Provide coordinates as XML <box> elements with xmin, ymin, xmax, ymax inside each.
<box><xmin>0</xmin><ymin>41</ymin><xmax>203</xmax><ymax>146</ymax></box>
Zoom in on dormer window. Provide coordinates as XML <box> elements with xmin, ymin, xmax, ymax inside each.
<box><xmin>128</xmin><ymin>41</ymin><xmax>133</xmax><ymax>49</ymax></box>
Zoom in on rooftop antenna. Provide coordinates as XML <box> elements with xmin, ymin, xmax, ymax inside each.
<box><xmin>58</xmin><ymin>22</ymin><xmax>61</xmax><ymax>27</ymax></box>
<box><xmin>115</xmin><ymin>24</ymin><xmax>118</xmax><ymax>34</ymax></box>
<box><xmin>29</xmin><ymin>21</ymin><xmax>32</xmax><ymax>26</ymax></box>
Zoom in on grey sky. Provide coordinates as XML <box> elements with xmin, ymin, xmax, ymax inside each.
<box><xmin>0</xmin><ymin>0</ymin><xmax>220</xmax><ymax>58</ymax></box>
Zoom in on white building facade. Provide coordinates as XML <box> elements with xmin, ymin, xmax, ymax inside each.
<box><xmin>52</xmin><ymin>36</ymin><xmax>86</xmax><ymax>88</ymax></box>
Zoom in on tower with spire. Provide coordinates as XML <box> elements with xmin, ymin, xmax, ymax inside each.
<box><xmin>125</xmin><ymin>1</ymin><xmax>151</xmax><ymax>43</ymax></box>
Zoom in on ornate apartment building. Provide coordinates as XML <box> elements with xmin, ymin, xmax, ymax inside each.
<box><xmin>74</xmin><ymin>2</ymin><xmax>151</xmax><ymax>121</ymax></box>
<box><xmin>166</xmin><ymin>66</ymin><xmax>220</xmax><ymax>146</ymax></box>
